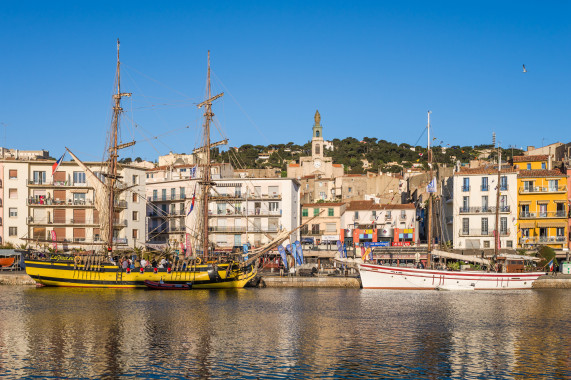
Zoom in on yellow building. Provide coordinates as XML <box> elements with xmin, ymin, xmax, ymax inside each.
<box><xmin>515</xmin><ymin>156</ymin><xmax>568</xmax><ymax>249</ymax></box>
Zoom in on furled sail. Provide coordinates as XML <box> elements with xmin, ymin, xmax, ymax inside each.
<box><xmin>66</xmin><ymin>148</ymin><xmax>110</xmax><ymax>246</ymax></box>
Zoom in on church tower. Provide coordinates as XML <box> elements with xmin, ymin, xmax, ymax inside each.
<box><xmin>311</xmin><ymin>110</ymin><xmax>324</xmax><ymax>163</ymax></box>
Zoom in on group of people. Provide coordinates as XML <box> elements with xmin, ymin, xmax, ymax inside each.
<box><xmin>117</xmin><ymin>256</ymin><xmax>171</xmax><ymax>270</ymax></box>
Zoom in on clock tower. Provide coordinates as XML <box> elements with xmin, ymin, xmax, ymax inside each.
<box><xmin>312</xmin><ymin>109</ymin><xmax>324</xmax><ymax>163</ymax></box>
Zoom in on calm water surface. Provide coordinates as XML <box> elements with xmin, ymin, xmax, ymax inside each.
<box><xmin>0</xmin><ymin>287</ymin><xmax>569</xmax><ymax>379</ymax></box>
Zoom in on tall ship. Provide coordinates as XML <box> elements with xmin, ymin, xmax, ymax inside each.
<box><xmin>354</xmin><ymin>112</ymin><xmax>546</xmax><ymax>290</ymax></box>
<box><xmin>24</xmin><ymin>42</ymin><xmax>289</xmax><ymax>288</ymax></box>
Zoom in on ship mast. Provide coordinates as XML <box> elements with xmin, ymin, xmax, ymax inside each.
<box><xmin>427</xmin><ymin>111</ymin><xmax>433</xmax><ymax>268</ymax></box>
<box><xmin>494</xmin><ymin>147</ymin><xmax>502</xmax><ymax>258</ymax></box>
<box><xmin>197</xmin><ymin>51</ymin><xmax>223</xmax><ymax>261</ymax></box>
<box><xmin>107</xmin><ymin>39</ymin><xmax>131</xmax><ymax>253</ymax></box>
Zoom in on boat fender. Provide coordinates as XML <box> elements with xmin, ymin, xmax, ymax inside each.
<box><xmin>126</xmin><ymin>268</ymin><xmax>131</xmax><ymax>274</ymax></box>
<box><xmin>74</xmin><ymin>255</ymin><xmax>81</xmax><ymax>269</ymax></box>
<box><xmin>196</xmin><ymin>257</ymin><xmax>201</xmax><ymax>265</ymax></box>
<box><xmin>167</xmin><ymin>267</ymin><xmax>171</xmax><ymax>274</ymax></box>
<box><xmin>153</xmin><ymin>268</ymin><xmax>158</xmax><ymax>274</ymax></box>
<box><xmin>140</xmin><ymin>268</ymin><xmax>144</xmax><ymax>274</ymax></box>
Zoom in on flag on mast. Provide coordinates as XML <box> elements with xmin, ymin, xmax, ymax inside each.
<box><xmin>52</xmin><ymin>152</ymin><xmax>66</xmax><ymax>176</ymax></box>
<box><xmin>187</xmin><ymin>185</ymin><xmax>196</xmax><ymax>216</ymax></box>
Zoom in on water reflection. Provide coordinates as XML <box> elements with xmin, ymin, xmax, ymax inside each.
<box><xmin>0</xmin><ymin>287</ymin><xmax>569</xmax><ymax>379</ymax></box>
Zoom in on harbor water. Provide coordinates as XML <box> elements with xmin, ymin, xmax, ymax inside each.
<box><xmin>0</xmin><ymin>287</ymin><xmax>570</xmax><ymax>379</ymax></box>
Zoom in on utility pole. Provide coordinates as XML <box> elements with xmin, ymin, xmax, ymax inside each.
<box><xmin>427</xmin><ymin>111</ymin><xmax>433</xmax><ymax>268</ymax></box>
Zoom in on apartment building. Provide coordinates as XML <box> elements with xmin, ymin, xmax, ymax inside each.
<box><xmin>300</xmin><ymin>202</ymin><xmax>346</xmax><ymax>244</ymax></box>
<box><xmin>0</xmin><ymin>159</ymin><xmax>146</xmax><ymax>249</ymax></box>
<box><xmin>452</xmin><ymin>167</ymin><xmax>518</xmax><ymax>251</ymax></box>
<box><xmin>340</xmin><ymin>200</ymin><xmax>418</xmax><ymax>247</ymax></box>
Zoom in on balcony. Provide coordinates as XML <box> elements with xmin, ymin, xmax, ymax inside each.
<box><xmin>461</xmin><ymin>185</ymin><xmax>471</xmax><ymax>192</ymax></box>
<box><xmin>520</xmin><ymin>236</ymin><xmax>567</xmax><ymax>245</ymax></box>
<box><xmin>519</xmin><ymin>185</ymin><xmax>567</xmax><ymax>194</ymax></box>
<box><xmin>210</xmin><ymin>209</ymin><xmax>282</xmax><ymax>217</ymax></box>
<box><xmin>458</xmin><ymin>206</ymin><xmax>511</xmax><ymax>214</ymax></box>
<box><xmin>459</xmin><ymin>229</ymin><xmax>510</xmax><ymax>237</ymax></box>
<box><xmin>445</xmin><ymin>216</ymin><xmax>453</xmax><ymax>224</ymax></box>
<box><xmin>148</xmin><ymin>194</ymin><xmax>186</xmax><ymax>202</ymax></box>
<box><xmin>519</xmin><ymin>211</ymin><xmax>567</xmax><ymax>219</ymax></box>
<box><xmin>480</xmin><ymin>185</ymin><xmax>489</xmax><ymax>191</ymax></box>
<box><xmin>148</xmin><ymin>226</ymin><xmax>185</xmax><ymax>234</ymax></box>
<box><xmin>207</xmin><ymin>225</ymin><xmax>280</xmax><ymax>233</ymax></box>
<box><xmin>27</xmin><ymin>180</ymin><xmax>91</xmax><ymax>188</ymax></box>
<box><xmin>27</xmin><ymin>197</ymin><xmax>95</xmax><ymax>207</ymax></box>
<box><xmin>26</xmin><ymin>217</ymin><xmax>127</xmax><ymax>227</ymax></box>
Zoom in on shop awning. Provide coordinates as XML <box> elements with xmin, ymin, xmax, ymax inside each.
<box><xmin>537</xmin><ymin>221</ymin><xmax>567</xmax><ymax>228</ymax></box>
<box><xmin>518</xmin><ymin>222</ymin><xmax>535</xmax><ymax>228</ymax></box>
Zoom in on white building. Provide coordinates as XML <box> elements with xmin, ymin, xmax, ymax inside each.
<box><xmin>0</xmin><ymin>159</ymin><xmax>146</xmax><ymax>250</ymax></box>
<box><xmin>452</xmin><ymin>167</ymin><xmax>518</xmax><ymax>251</ymax></box>
<box><xmin>146</xmin><ymin>174</ymin><xmax>300</xmax><ymax>250</ymax></box>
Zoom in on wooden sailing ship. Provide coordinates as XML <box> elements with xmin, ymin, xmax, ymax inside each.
<box><xmin>24</xmin><ymin>42</ymin><xmax>290</xmax><ymax>288</ymax></box>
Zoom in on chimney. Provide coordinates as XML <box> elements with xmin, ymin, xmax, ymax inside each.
<box><xmin>548</xmin><ymin>147</ymin><xmax>552</xmax><ymax>170</ymax></box>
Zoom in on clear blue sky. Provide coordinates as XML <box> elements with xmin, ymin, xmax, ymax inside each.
<box><xmin>1</xmin><ymin>1</ymin><xmax>570</xmax><ymax>161</ymax></box>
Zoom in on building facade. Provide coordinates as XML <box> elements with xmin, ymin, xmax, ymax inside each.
<box><xmin>452</xmin><ymin>167</ymin><xmax>518</xmax><ymax>251</ymax></box>
<box><xmin>0</xmin><ymin>159</ymin><xmax>146</xmax><ymax>250</ymax></box>
<box><xmin>300</xmin><ymin>202</ymin><xmax>346</xmax><ymax>244</ymax></box>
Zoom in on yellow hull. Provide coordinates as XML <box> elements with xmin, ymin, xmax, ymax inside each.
<box><xmin>24</xmin><ymin>259</ymin><xmax>257</xmax><ymax>289</ymax></box>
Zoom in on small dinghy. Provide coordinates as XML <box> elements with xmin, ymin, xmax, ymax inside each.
<box><xmin>144</xmin><ymin>280</ymin><xmax>192</xmax><ymax>290</ymax></box>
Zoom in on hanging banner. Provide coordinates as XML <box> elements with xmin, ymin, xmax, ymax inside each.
<box><xmin>185</xmin><ymin>233</ymin><xmax>191</xmax><ymax>257</ymax></box>
<box><xmin>427</xmin><ymin>177</ymin><xmax>437</xmax><ymax>193</ymax></box>
<box><xmin>51</xmin><ymin>230</ymin><xmax>57</xmax><ymax>251</ymax></box>
<box><xmin>277</xmin><ymin>245</ymin><xmax>288</xmax><ymax>270</ymax></box>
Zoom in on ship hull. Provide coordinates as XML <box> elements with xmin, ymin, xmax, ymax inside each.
<box><xmin>24</xmin><ymin>259</ymin><xmax>256</xmax><ymax>289</ymax></box>
<box><xmin>359</xmin><ymin>263</ymin><xmax>545</xmax><ymax>290</ymax></box>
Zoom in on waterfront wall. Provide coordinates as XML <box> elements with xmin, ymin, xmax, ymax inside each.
<box><xmin>260</xmin><ymin>276</ymin><xmax>361</xmax><ymax>288</ymax></box>
<box><xmin>0</xmin><ymin>273</ymin><xmax>36</xmax><ymax>285</ymax></box>
<box><xmin>533</xmin><ymin>274</ymin><xmax>571</xmax><ymax>289</ymax></box>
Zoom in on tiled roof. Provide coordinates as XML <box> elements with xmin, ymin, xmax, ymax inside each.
<box><xmin>302</xmin><ymin>202</ymin><xmax>345</xmax><ymax>207</ymax></box>
<box><xmin>333</xmin><ymin>164</ymin><xmax>343</xmax><ymax>167</ymax></box>
<box><xmin>345</xmin><ymin>200</ymin><xmax>416</xmax><ymax>211</ymax></box>
<box><xmin>518</xmin><ymin>169</ymin><xmax>565</xmax><ymax>178</ymax></box>
<box><xmin>513</xmin><ymin>155</ymin><xmax>548</xmax><ymax>162</ymax></box>
<box><xmin>455</xmin><ymin>167</ymin><xmax>517</xmax><ymax>175</ymax></box>
<box><xmin>288</xmin><ymin>163</ymin><xmax>300</xmax><ymax>167</ymax></box>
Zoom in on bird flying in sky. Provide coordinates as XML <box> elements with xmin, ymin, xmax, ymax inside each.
<box><xmin>522</xmin><ymin>64</ymin><xmax>527</xmax><ymax>73</ymax></box>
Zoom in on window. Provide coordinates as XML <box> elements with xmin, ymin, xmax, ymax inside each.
<box><xmin>300</xmin><ymin>225</ymin><xmax>309</xmax><ymax>234</ymax></box>
<box><xmin>9</xmin><ymin>208</ymin><xmax>17</xmax><ymax>217</ymax></box>
<box><xmin>500</xmin><ymin>176</ymin><xmax>508</xmax><ymax>191</ymax></box>
<box><xmin>328</xmin><ymin>208</ymin><xmax>334</xmax><ymax>217</ymax></box>
<box><xmin>132</xmin><ymin>175</ymin><xmax>139</xmax><ymax>185</ymax></box>
<box><xmin>132</xmin><ymin>193</ymin><xmax>138</xmax><ymax>202</ymax></box>
<box><xmin>9</xmin><ymin>227</ymin><xmax>17</xmax><ymax>236</ymax></box>
<box><xmin>539</xmin><ymin>203</ymin><xmax>547</xmax><ymax>218</ymax></box>
<box><xmin>9</xmin><ymin>189</ymin><xmax>17</xmax><ymax>199</ymax></box>
<box><xmin>268</xmin><ymin>186</ymin><xmax>278</xmax><ymax>196</ymax></box>
<box><xmin>520</xmin><ymin>204</ymin><xmax>529</xmax><ymax>217</ymax></box>
<box><xmin>348</xmin><ymin>187</ymin><xmax>352</xmax><ymax>193</ymax></box>
<box><xmin>548</xmin><ymin>180</ymin><xmax>559</xmax><ymax>192</ymax></box>
<box><xmin>161</xmin><ymin>189</ymin><xmax>167</xmax><ymax>201</ymax></box>
<box><xmin>132</xmin><ymin>229</ymin><xmax>138</xmax><ymax>239</ymax></box>
<box><xmin>462</xmin><ymin>178</ymin><xmax>470</xmax><ymax>191</ymax></box>
<box><xmin>523</xmin><ymin>181</ymin><xmax>534</xmax><ymax>192</ymax></box>
<box><xmin>319</xmin><ymin>191</ymin><xmax>326</xmax><ymax>199</ymax></box>
<box><xmin>32</xmin><ymin>171</ymin><xmax>46</xmax><ymax>184</ymax></box>
<box><xmin>483</xmin><ymin>241</ymin><xmax>490</xmax><ymax>248</ymax></box>
<box><xmin>557</xmin><ymin>203</ymin><xmax>565</xmax><ymax>217</ymax></box>
<box><xmin>400</xmin><ymin>210</ymin><xmax>406</xmax><ymax>219</ymax></box>
<box><xmin>521</xmin><ymin>228</ymin><xmax>530</xmax><ymax>238</ymax></box>
<box><xmin>73</xmin><ymin>171</ymin><xmax>86</xmax><ymax>184</ymax></box>
<box><xmin>372</xmin><ymin>210</ymin><xmax>377</xmax><ymax>219</ymax></box>
<box><xmin>557</xmin><ymin>227</ymin><xmax>564</xmax><ymax>237</ymax></box>
<box><xmin>506</xmin><ymin>241</ymin><xmax>513</xmax><ymax>248</ymax></box>
<box><xmin>152</xmin><ymin>190</ymin><xmax>157</xmax><ymax>201</ymax></box>
<box><xmin>462</xmin><ymin>196</ymin><xmax>469</xmax><ymax>212</ymax></box>
<box><xmin>132</xmin><ymin>211</ymin><xmax>139</xmax><ymax>221</ymax></box>
<box><xmin>482</xmin><ymin>196</ymin><xmax>489</xmax><ymax>211</ymax></box>
<box><xmin>527</xmin><ymin>163</ymin><xmax>531</xmax><ymax>170</ymax></box>
<box><xmin>302</xmin><ymin>208</ymin><xmax>308</xmax><ymax>217</ymax></box>
<box><xmin>314</xmin><ymin>208</ymin><xmax>319</xmax><ymax>216</ymax></box>
<box><xmin>386</xmin><ymin>211</ymin><xmax>392</xmax><ymax>219</ymax></box>
<box><xmin>500</xmin><ymin>195</ymin><xmax>507</xmax><ymax>211</ymax></box>
<box><xmin>171</xmin><ymin>188</ymin><xmax>176</xmax><ymax>200</ymax></box>
<box><xmin>318</xmin><ymin>182</ymin><xmax>322</xmax><ymax>188</ymax></box>
<box><xmin>269</xmin><ymin>202</ymin><xmax>279</xmax><ymax>212</ymax></box>
<box><xmin>8</xmin><ymin>170</ymin><xmax>17</xmax><ymax>179</ymax></box>
<box><xmin>180</xmin><ymin>187</ymin><xmax>186</xmax><ymax>199</ymax></box>
<box><xmin>354</xmin><ymin>211</ymin><xmax>359</xmax><ymax>220</ymax></box>
<box><xmin>481</xmin><ymin>217</ymin><xmax>488</xmax><ymax>235</ymax></box>
<box><xmin>500</xmin><ymin>217</ymin><xmax>507</xmax><ymax>234</ymax></box>
<box><xmin>326</xmin><ymin>223</ymin><xmax>336</xmax><ymax>232</ymax></box>
<box><xmin>73</xmin><ymin>193</ymin><xmax>86</xmax><ymax>205</ymax></box>
<box><xmin>311</xmin><ymin>224</ymin><xmax>320</xmax><ymax>234</ymax></box>
<box><xmin>315</xmin><ymin>144</ymin><xmax>320</xmax><ymax>155</ymax></box>
<box><xmin>541</xmin><ymin>162</ymin><xmax>546</xmax><ymax>170</ymax></box>
<box><xmin>481</xmin><ymin>177</ymin><xmax>488</xmax><ymax>191</ymax></box>
<box><xmin>462</xmin><ymin>218</ymin><xmax>469</xmax><ymax>234</ymax></box>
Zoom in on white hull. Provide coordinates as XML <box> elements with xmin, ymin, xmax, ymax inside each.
<box><xmin>359</xmin><ymin>263</ymin><xmax>545</xmax><ymax>290</ymax></box>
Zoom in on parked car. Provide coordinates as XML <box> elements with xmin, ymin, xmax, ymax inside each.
<box><xmin>300</xmin><ymin>237</ymin><xmax>314</xmax><ymax>245</ymax></box>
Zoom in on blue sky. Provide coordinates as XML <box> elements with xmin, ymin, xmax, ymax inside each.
<box><xmin>1</xmin><ymin>1</ymin><xmax>570</xmax><ymax>161</ymax></box>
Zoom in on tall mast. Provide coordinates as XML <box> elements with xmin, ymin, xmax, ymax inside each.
<box><xmin>107</xmin><ymin>39</ymin><xmax>131</xmax><ymax>253</ymax></box>
<box><xmin>427</xmin><ymin>111</ymin><xmax>433</xmax><ymax>267</ymax></box>
<box><xmin>197</xmin><ymin>51</ymin><xmax>224</xmax><ymax>261</ymax></box>
<box><xmin>494</xmin><ymin>147</ymin><xmax>502</xmax><ymax>258</ymax></box>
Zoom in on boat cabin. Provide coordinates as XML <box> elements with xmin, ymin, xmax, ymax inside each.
<box><xmin>496</xmin><ymin>256</ymin><xmax>524</xmax><ymax>273</ymax></box>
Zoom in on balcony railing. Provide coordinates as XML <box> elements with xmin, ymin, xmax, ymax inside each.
<box><xmin>459</xmin><ymin>229</ymin><xmax>510</xmax><ymax>237</ymax></box>
<box><xmin>461</xmin><ymin>185</ymin><xmax>471</xmax><ymax>192</ymax></box>
<box><xmin>27</xmin><ymin>197</ymin><xmax>95</xmax><ymax>206</ymax></box>
<box><xmin>520</xmin><ymin>236</ymin><xmax>567</xmax><ymax>244</ymax></box>
<box><xmin>519</xmin><ymin>211</ymin><xmax>567</xmax><ymax>219</ymax></box>
<box><xmin>149</xmin><ymin>226</ymin><xmax>186</xmax><ymax>234</ymax></box>
<box><xmin>27</xmin><ymin>217</ymin><xmax>127</xmax><ymax>226</ymax></box>
<box><xmin>148</xmin><ymin>194</ymin><xmax>187</xmax><ymax>202</ymax></box>
<box><xmin>519</xmin><ymin>185</ymin><xmax>567</xmax><ymax>194</ymax></box>
<box><xmin>458</xmin><ymin>206</ymin><xmax>511</xmax><ymax>214</ymax></box>
<box><xmin>480</xmin><ymin>185</ymin><xmax>489</xmax><ymax>191</ymax></box>
<box><xmin>27</xmin><ymin>180</ymin><xmax>90</xmax><ymax>187</ymax></box>
<box><xmin>210</xmin><ymin>209</ymin><xmax>282</xmax><ymax>217</ymax></box>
